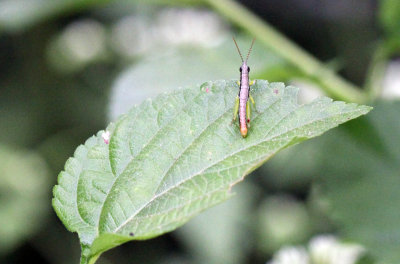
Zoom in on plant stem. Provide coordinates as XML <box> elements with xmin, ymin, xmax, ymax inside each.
<box><xmin>205</xmin><ymin>0</ymin><xmax>368</xmax><ymax>103</ymax></box>
<box><xmin>364</xmin><ymin>43</ymin><xmax>387</xmax><ymax>102</ymax></box>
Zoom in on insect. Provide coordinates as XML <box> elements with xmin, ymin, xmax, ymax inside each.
<box><xmin>232</xmin><ymin>37</ymin><xmax>256</xmax><ymax>138</ymax></box>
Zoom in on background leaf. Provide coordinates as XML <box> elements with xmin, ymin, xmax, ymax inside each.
<box><xmin>0</xmin><ymin>0</ymin><xmax>111</xmax><ymax>33</ymax></box>
<box><xmin>52</xmin><ymin>80</ymin><xmax>371</xmax><ymax>263</ymax></box>
<box><xmin>379</xmin><ymin>0</ymin><xmax>400</xmax><ymax>37</ymax></box>
<box><xmin>0</xmin><ymin>145</ymin><xmax>50</xmax><ymax>255</ymax></box>
<box><xmin>175</xmin><ymin>182</ymin><xmax>258</xmax><ymax>264</ymax></box>
<box><xmin>264</xmin><ymin>100</ymin><xmax>400</xmax><ymax>263</ymax></box>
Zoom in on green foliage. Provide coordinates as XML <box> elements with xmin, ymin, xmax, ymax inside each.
<box><xmin>265</xmin><ymin>101</ymin><xmax>400</xmax><ymax>263</ymax></box>
<box><xmin>175</xmin><ymin>182</ymin><xmax>257</xmax><ymax>264</ymax></box>
<box><xmin>378</xmin><ymin>0</ymin><xmax>400</xmax><ymax>58</ymax></box>
<box><xmin>256</xmin><ymin>195</ymin><xmax>312</xmax><ymax>254</ymax></box>
<box><xmin>318</xmin><ymin>102</ymin><xmax>400</xmax><ymax>263</ymax></box>
<box><xmin>379</xmin><ymin>0</ymin><xmax>400</xmax><ymax>37</ymax></box>
<box><xmin>52</xmin><ymin>80</ymin><xmax>370</xmax><ymax>263</ymax></box>
<box><xmin>0</xmin><ymin>145</ymin><xmax>49</xmax><ymax>254</ymax></box>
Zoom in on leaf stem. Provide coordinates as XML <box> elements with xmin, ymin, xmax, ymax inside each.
<box><xmin>80</xmin><ymin>245</ymin><xmax>100</xmax><ymax>264</ymax></box>
<box><xmin>205</xmin><ymin>0</ymin><xmax>368</xmax><ymax>103</ymax></box>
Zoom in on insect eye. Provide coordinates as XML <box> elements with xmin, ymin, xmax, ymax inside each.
<box><xmin>239</xmin><ymin>67</ymin><xmax>242</xmax><ymax>72</ymax></box>
<box><xmin>247</xmin><ymin>66</ymin><xmax>250</xmax><ymax>72</ymax></box>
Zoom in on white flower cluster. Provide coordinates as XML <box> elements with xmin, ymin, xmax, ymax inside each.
<box><xmin>267</xmin><ymin>235</ymin><xmax>365</xmax><ymax>264</ymax></box>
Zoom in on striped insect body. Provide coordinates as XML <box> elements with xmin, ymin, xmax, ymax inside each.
<box><xmin>232</xmin><ymin>37</ymin><xmax>256</xmax><ymax>138</ymax></box>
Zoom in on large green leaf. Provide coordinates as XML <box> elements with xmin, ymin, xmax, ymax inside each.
<box><xmin>52</xmin><ymin>80</ymin><xmax>371</xmax><ymax>263</ymax></box>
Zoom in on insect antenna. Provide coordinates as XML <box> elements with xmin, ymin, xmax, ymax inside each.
<box><xmin>232</xmin><ymin>37</ymin><xmax>244</xmax><ymax>62</ymax></box>
<box><xmin>245</xmin><ymin>38</ymin><xmax>255</xmax><ymax>62</ymax></box>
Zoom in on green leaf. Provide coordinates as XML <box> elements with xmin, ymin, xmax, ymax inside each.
<box><xmin>52</xmin><ymin>80</ymin><xmax>371</xmax><ymax>263</ymax></box>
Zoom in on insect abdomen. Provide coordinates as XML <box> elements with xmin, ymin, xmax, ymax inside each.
<box><xmin>239</xmin><ymin>79</ymin><xmax>249</xmax><ymax>137</ymax></box>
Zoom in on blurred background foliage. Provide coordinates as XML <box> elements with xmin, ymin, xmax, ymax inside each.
<box><xmin>0</xmin><ymin>0</ymin><xmax>399</xmax><ymax>263</ymax></box>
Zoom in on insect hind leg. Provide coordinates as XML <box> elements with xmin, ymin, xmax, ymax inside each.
<box><xmin>246</xmin><ymin>100</ymin><xmax>251</xmax><ymax>128</ymax></box>
<box><xmin>232</xmin><ymin>96</ymin><xmax>239</xmax><ymax>123</ymax></box>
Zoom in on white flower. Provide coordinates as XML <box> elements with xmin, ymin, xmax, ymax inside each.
<box><xmin>60</xmin><ymin>19</ymin><xmax>106</xmax><ymax>63</ymax></box>
<box><xmin>267</xmin><ymin>246</ymin><xmax>309</xmax><ymax>264</ymax></box>
<box><xmin>267</xmin><ymin>235</ymin><xmax>365</xmax><ymax>264</ymax></box>
<box><xmin>309</xmin><ymin>235</ymin><xmax>365</xmax><ymax>264</ymax></box>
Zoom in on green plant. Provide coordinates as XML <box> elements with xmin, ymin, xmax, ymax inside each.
<box><xmin>52</xmin><ymin>80</ymin><xmax>370</xmax><ymax>263</ymax></box>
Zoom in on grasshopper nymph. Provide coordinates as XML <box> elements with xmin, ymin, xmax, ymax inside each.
<box><xmin>232</xmin><ymin>37</ymin><xmax>256</xmax><ymax>138</ymax></box>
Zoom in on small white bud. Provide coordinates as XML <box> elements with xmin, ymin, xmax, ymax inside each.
<box><xmin>102</xmin><ymin>131</ymin><xmax>111</xmax><ymax>144</ymax></box>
